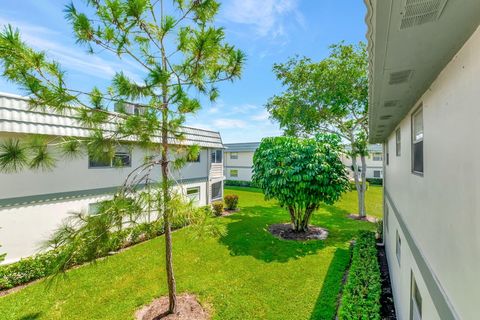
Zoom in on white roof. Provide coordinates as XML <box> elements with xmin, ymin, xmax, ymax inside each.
<box><xmin>0</xmin><ymin>93</ymin><xmax>223</xmax><ymax>149</ymax></box>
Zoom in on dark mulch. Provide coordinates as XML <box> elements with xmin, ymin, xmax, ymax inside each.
<box><xmin>377</xmin><ymin>245</ymin><xmax>397</xmax><ymax>319</ymax></box>
<box><xmin>347</xmin><ymin>214</ymin><xmax>378</xmax><ymax>223</ymax></box>
<box><xmin>268</xmin><ymin>223</ymin><xmax>328</xmax><ymax>241</ymax></box>
<box><xmin>135</xmin><ymin>294</ymin><xmax>210</xmax><ymax>320</ymax></box>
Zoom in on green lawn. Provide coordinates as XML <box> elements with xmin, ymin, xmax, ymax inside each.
<box><xmin>0</xmin><ymin>186</ymin><xmax>382</xmax><ymax>320</ymax></box>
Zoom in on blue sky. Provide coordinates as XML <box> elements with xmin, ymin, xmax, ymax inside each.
<box><xmin>0</xmin><ymin>0</ymin><xmax>366</xmax><ymax>143</ymax></box>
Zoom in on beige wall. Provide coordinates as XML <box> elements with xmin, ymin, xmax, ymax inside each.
<box><xmin>384</xmin><ymin>25</ymin><xmax>480</xmax><ymax>320</ymax></box>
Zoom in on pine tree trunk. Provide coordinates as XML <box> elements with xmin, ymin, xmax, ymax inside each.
<box><xmin>161</xmin><ymin>103</ymin><xmax>176</xmax><ymax>314</ymax></box>
<box><xmin>359</xmin><ymin>154</ymin><xmax>367</xmax><ymax>218</ymax></box>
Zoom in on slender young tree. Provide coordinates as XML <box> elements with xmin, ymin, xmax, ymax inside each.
<box><xmin>265</xmin><ymin>42</ymin><xmax>370</xmax><ymax>217</ymax></box>
<box><xmin>0</xmin><ymin>0</ymin><xmax>244</xmax><ymax>314</ymax></box>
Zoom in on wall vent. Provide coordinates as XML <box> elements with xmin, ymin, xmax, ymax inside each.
<box><xmin>400</xmin><ymin>0</ymin><xmax>448</xmax><ymax>29</ymax></box>
<box><xmin>380</xmin><ymin>115</ymin><xmax>393</xmax><ymax>120</ymax></box>
<box><xmin>389</xmin><ymin>70</ymin><xmax>413</xmax><ymax>85</ymax></box>
<box><xmin>384</xmin><ymin>100</ymin><xmax>400</xmax><ymax>108</ymax></box>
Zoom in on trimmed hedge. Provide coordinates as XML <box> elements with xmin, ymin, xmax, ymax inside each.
<box><xmin>0</xmin><ymin>218</ymin><xmax>191</xmax><ymax>290</ymax></box>
<box><xmin>224</xmin><ymin>180</ymin><xmax>258</xmax><ymax>188</ymax></box>
<box><xmin>348</xmin><ymin>181</ymin><xmax>370</xmax><ymax>191</ymax></box>
<box><xmin>339</xmin><ymin>231</ymin><xmax>381</xmax><ymax>320</ymax></box>
<box><xmin>366</xmin><ymin>178</ymin><xmax>383</xmax><ymax>186</ymax></box>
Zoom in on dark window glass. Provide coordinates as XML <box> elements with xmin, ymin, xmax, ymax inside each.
<box><xmin>211</xmin><ymin>181</ymin><xmax>222</xmax><ymax>199</ymax></box>
<box><xmin>412</xmin><ymin>108</ymin><xmax>424</xmax><ymax>174</ymax></box>
<box><xmin>396</xmin><ymin>129</ymin><xmax>401</xmax><ymax>156</ymax></box>
<box><xmin>211</xmin><ymin>149</ymin><xmax>223</xmax><ymax>163</ymax></box>
<box><xmin>374</xmin><ymin>170</ymin><xmax>381</xmax><ymax>178</ymax></box>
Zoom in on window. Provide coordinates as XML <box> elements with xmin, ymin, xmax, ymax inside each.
<box><xmin>396</xmin><ymin>230</ymin><xmax>401</xmax><ymax>265</ymax></box>
<box><xmin>211</xmin><ymin>181</ymin><xmax>222</xmax><ymax>200</ymax></box>
<box><xmin>186</xmin><ymin>187</ymin><xmax>200</xmax><ymax>202</ymax></box>
<box><xmin>385</xmin><ymin>204</ymin><xmax>389</xmax><ymax>232</ymax></box>
<box><xmin>89</xmin><ymin>148</ymin><xmax>131</xmax><ymax>168</ymax></box>
<box><xmin>396</xmin><ymin>129</ymin><xmax>401</xmax><ymax>156</ymax></box>
<box><xmin>230</xmin><ymin>169</ymin><xmax>238</xmax><ymax>177</ymax></box>
<box><xmin>386</xmin><ymin>141</ymin><xmax>389</xmax><ymax>165</ymax></box>
<box><xmin>411</xmin><ymin>274</ymin><xmax>423</xmax><ymax>320</ymax></box>
<box><xmin>230</xmin><ymin>152</ymin><xmax>238</xmax><ymax>160</ymax></box>
<box><xmin>372</xmin><ymin>153</ymin><xmax>383</xmax><ymax>161</ymax></box>
<box><xmin>412</xmin><ymin>107</ymin><xmax>424</xmax><ymax>174</ymax></box>
<box><xmin>373</xmin><ymin>170</ymin><xmax>381</xmax><ymax>178</ymax></box>
<box><xmin>211</xmin><ymin>149</ymin><xmax>223</xmax><ymax>163</ymax></box>
<box><xmin>188</xmin><ymin>154</ymin><xmax>200</xmax><ymax>163</ymax></box>
<box><xmin>88</xmin><ymin>202</ymin><xmax>101</xmax><ymax>215</ymax></box>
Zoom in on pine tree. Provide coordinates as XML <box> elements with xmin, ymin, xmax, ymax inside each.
<box><xmin>0</xmin><ymin>0</ymin><xmax>244</xmax><ymax>313</ymax></box>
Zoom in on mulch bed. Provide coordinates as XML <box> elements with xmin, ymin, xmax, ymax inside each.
<box><xmin>377</xmin><ymin>244</ymin><xmax>397</xmax><ymax>319</ymax></box>
<box><xmin>268</xmin><ymin>223</ymin><xmax>328</xmax><ymax>241</ymax></box>
<box><xmin>347</xmin><ymin>214</ymin><xmax>378</xmax><ymax>223</ymax></box>
<box><xmin>220</xmin><ymin>209</ymin><xmax>240</xmax><ymax>217</ymax></box>
<box><xmin>135</xmin><ymin>293</ymin><xmax>210</xmax><ymax>320</ymax></box>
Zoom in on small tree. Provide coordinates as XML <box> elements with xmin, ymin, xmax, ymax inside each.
<box><xmin>266</xmin><ymin>42</ymin><xmax>369</xmax><ymax>217</ymax></box>
<box><xmin>252</xmin><ymin>134</ymin><xmax>349</xmax><ymax>232</ymax></box>
<box><xmin>0</xmin><ymin>0</ymin><xmax>244</xmax><ymax>314</ymax></box>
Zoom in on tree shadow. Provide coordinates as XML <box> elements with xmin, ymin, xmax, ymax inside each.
<box><xmin>219</xmin><ymin>205</ymin><xmax>328</xmax><ymax>263</ymax></box>
<box><xmin>309</xmin><ymin>247</ymin><xmax>351</xmax><ymax>320</ymax></box>
<box><xmin>18</xmin><ymin>313</ymin><xmax>43</xmax><ymax>320</ymax></box>
<box><xmin>219</xmin><ymin>201</ymin><xmax>373</xmax><ymax>264</ymax></box>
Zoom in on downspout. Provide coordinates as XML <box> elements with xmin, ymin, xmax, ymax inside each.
<box><xmin>206</xmin><ymin>148</ymin><xmax>210</xmax><ymax>204</ymax></box>
<box><xmin>378</xmin><ymin>140</ymin><xmax>387</xmax><ymax>247</ymax></box>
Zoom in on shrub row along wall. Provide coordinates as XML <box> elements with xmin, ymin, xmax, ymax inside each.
<box><xmin>0</xmin><ymin>207</ymin><xmax>211</xmax><ymax>291</ymax></box>
<box><xmin>338</xmin><ymin>231</ymin><xmax>381</xmax><ymax>320</ymax></box>
<box><xmin>224</xmin><ymin>180</ymin><xmax>258</xmax><ymax>188</ymax></box>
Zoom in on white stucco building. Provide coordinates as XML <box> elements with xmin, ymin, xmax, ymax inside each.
<box><xmin>0</xmin><ymin>93</ymin><xmax>225</xmax><ymax>264</ymax></box>
<box><xmin>224</xmin><ymin>142</ymin><xmax>260</xmax><ymax>182</ymax></box>
<box><xmin>366</xmin><ymin>0</ymin><xmax>480</xmax><ymax>319</ymax></box>
<box><xmin>341</xmin><ymin>144</ymin><xmax>384</xmax><ymax>180</ymax></box>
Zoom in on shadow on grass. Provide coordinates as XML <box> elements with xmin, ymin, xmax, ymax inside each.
<box><xmin>19</xmin><ymin>313</ymin><xmax>42</xmax><ymax>320</ymax></box>
<box><xmin>219</xmin><ymin>200</ymin><xmax>373</xmax><ymax>264</ymax></box>
<box><xmin>309</xmin><ymin>247</ymin><xmax>351</xmax><ymax>320</ymax></box>
<box><xmin>219</xmin><ymin>205</ymin><xmax>328</xmax><ymax>263</ymax></box>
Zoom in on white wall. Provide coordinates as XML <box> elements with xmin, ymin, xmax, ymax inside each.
<box><xmin>384</xmin><ymin>25</ymin><xmax>480</xmax><ymax>320</ymax></box>
<box><xmin>341</xmin><ymin>153</ymin><xmax>383</xmax><ymax>179</ymax></box>
<box><xmin>0</xmin><ymin>134</ymin><xmax>209</xmax><ymax>199</ymax></box>
<box><xmin>0</xmin><ymin>181</ymin><xmax>208</xmax><ymax>263</ymax></box>
<box><xmin>224</xmin><ymin>151</ymin><xmax>254</xmax><ymax>181</ymax></box>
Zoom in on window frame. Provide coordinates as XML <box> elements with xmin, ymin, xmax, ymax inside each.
<box><xmin>372</xmin><ymin>153</ymin><xmax>383</xmax><ymax>161</ymax></box>
<box><xmin>211</xmin><ymin>181</ymin><xmax>223</xmax><ymax>200</ymax></box>
<box><xmin>410</xmin><ymin>273</ymin><xmax>423</xmax><ymax>320</ymax></box>
<box><xmin>411</xmin><ymin>105</ymin><xmax>424</xmax><ymax>176</ymax></box>
<box><xmin>230</xmin><ymin>169</ymin><xmax>239</xmax><ymax>177</ymax></box>
<box><xmin>211</xmin><ymin>149</ymin><xmax>223</xmax><ymax>164</ymax></box>
<box><xmin>373</xmin><ymin>170</ymin><xmax>381</xmax><ymax>178</ymax></box>
<box><xmin>396</xmin><ymin>128</ymin><xmax>401</xmax><ymax>156</ymax></box>
<box><xmin>230</xmin><ymin>152</ymin><xmax>239</xmax><ymax>160</ymax></box>
<box><xmin>396</xmin><ymin>230</ymin><xmax>401</xmax><ymax>266</ymax></box>
<box><xmin>186</xmin><ymin>187</ymin><xmax>201</xmax><ymax>202</ymax></box>
<box><xmin>88</xmin><ymin>148</ymin><xmax>132</xmax><ymax>169</ymax></box>
<box><xmin>385</xmin><ymin>204</ymin><xmax>389</xmax><ymax>232</ymax></box>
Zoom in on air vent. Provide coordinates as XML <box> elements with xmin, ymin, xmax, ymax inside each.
<box><xmin>400</xmin><ymin>0</ymin><xmax>448</xmax><ymax>29</ymax></box>
<box><xmin>384</xmin><ymin>100</ymin><xmax>400</xmax><ymax>108</ymax></box>
<box><xmin>380</xmin><ymin>115</ymin><xmax>393</xmax><ymax>120</ymax></box>
<box><xmin>389</xmin><ymin>70</ymin><xmax>413</xmax><ymax>85</ymax></box>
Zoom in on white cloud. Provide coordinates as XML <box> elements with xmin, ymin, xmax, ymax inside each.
<box><xmin>0</xmin><ymin>16</ymin><xmax>143</xmax><ymax>81</ymax></box>
<box><xmin>251</xmin><ymin>110</ymin><xmax>270</xmax><ymax>121</ymax></box>
<box><xmin>232</xmin><ymin>103</ymin><xmax>258</xmax><ymax>114</ymax></box>
<box><xmin>223</xmin><ymin>0</ymin><xmax>303</xmax><ymax>38</ymax></box>
<box><xmin>213</xmin><ymin>118</ymin><xmax>247</xmax><ymax>129</ymax></box>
